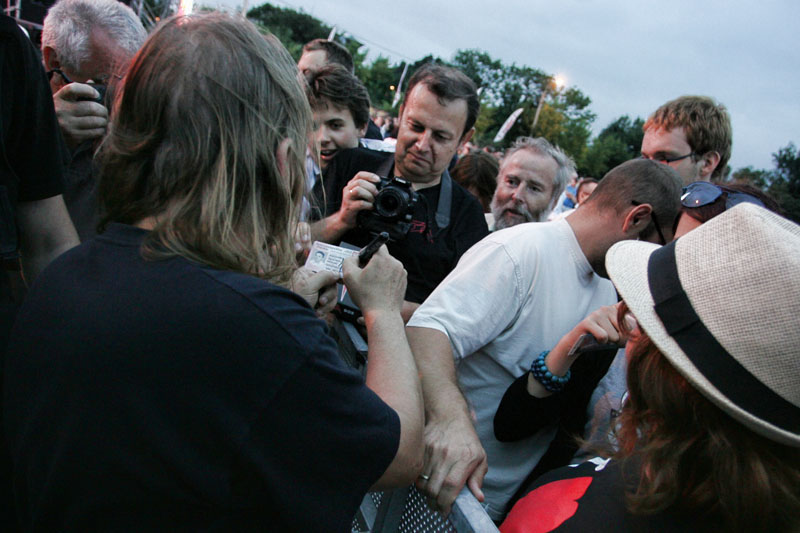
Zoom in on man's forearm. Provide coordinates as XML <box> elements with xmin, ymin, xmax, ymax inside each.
<box><xmin>309</xmin><ymin>213</ymin><xmax>349</xmax><ymax>244</ymax></box>
<box><xmin>366</xmin><ymin>310</ymin><xmax>424</xmax><ymax>489</ymax></box>
<box><xmin>406</xmin><ymin>326</ymin><xmax>471</xmax><ymax>421</ymax></box>
<box><xmin>18</xmin><ymin>196</ymin><xmax>79</xmax><ymax>285</ymax></box>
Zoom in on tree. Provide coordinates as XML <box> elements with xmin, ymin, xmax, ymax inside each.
<box><xmin>451</xmin><ymin>49</ymin><xmax>594</xmax><ymax>162</ymax></box>
<box><xmin>767</xmin><ymin>143</ymin><xmax>800</xmax><ymax>223</ymax></box>
<box><xmin>247</xmin><ymin>3</ymin><xmax>365</xmax><ymax>69</ymax></box>
<box><xmin>580</xmin><ymin>115</ymin><xmax>644</xmax><ymax>177</ymax></box>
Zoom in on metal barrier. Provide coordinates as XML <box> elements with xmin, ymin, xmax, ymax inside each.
<box><xmin>333</xmin><ymin>318</ymin><xmax>499</xmax><ymax>533</ymax></box>
<box><xmin>352</xmin><ymin>486</ymin><xmax>498</xmax><ymax>533</ymax></box>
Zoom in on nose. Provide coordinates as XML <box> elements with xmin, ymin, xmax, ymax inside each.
<box><xmin>316</xmin><ymin>126</ymin><xmax>330</xmax><ymax>146</ymax></box>
<box><xmin>511</xmin><ymin>183</ymin><xmax>525</xmax><ymax>203</ymax></box>
<box><xmin>415</xmin><ymin>130</ymin><xmax>432</xmax><ymax>152</ymax></box>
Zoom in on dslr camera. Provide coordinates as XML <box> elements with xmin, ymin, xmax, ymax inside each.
<box><xmin>78</xmin><ymin>83</ymin><xmax>108</xmax><ymax>106</ymax></box>
<box><xmin>357</xmin><ymin>176</ymin><xmax>420</xmax><ymax>241</ymax></box>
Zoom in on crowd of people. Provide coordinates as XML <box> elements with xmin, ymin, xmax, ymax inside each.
<box><xmin>1</xmin><ymin>1</ymin><xmax>798</xmax><ymax>531</ymax></box>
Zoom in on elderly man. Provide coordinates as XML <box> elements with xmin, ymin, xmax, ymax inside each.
<box><xmin>41</xmin><ymin>0</ymin><xmax>146</xmax><ymax>239</ymax></box>
<box><xmin>489</xmin><ymin>137</ymin><xmax>574</xmax><ymax>230</ymax></box>
<box><xmin>407</xmin><ymin>158</ymin><xmax>683</xmax><ymax>520</ymax></box>
<box><xmin>640</xmin><ymin>95</ymin><xmax>732</xmax><ymax>185</ymax></box>
<box><xmin>312</xmin><ymin>64</ymin><xmax>488</xmax><ymax>319</ymax></box>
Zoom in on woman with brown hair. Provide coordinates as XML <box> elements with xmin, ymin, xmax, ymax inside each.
<box><xmin>500</xmin><ymin>204</ymin><xmax>800</xmax><ymax>532</ymax></box>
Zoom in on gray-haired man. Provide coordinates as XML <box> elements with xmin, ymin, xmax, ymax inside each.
<box><xmin>489</xmin><ymin>137</ymin><xmax>574</xmax><ymax>231</ymax></box>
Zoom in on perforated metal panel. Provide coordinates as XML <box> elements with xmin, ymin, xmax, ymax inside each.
<box><xmin>397</xmin><ymin>486</ymin><xmax>456</xmax><ymax>533</ymax></box>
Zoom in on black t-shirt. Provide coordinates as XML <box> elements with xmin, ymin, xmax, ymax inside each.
<box><xmin>501</xmin><ymin>458</ymin><xmax>713</xmax><ymax>533</ymax></box>
<box><xmin>4</xmin><ymin>224</ymin><xmax>400</xmax><ymax>531</ymax></box>
<box><xmin>313</xmin><ymin>147</ymin><xmax>488</xmax><ymax>303</ymax></box>
<box><xmin>0</xmin><ymin>15</ymin><xmax>66</xmax><ymax>254</ymax></box>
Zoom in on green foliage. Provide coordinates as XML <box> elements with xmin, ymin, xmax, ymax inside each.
<box><xmin>728</xmin><ymin>166</ymin><xmax>771</xmax><ymax>189</ymax></box>
<box><xmin>580</xmin><ymin>115</ymin><xmax>644</xmax><ymax>177</ymax></box>
<box><xmin>240</xmin><ymin>1</ymin><xmax>796</xmax><ymax>206</ymax></box>
<box><xmin>247</xmin><ymin>3</ymin><xmax>364</xmax><ymax>66</ymax></box>
<box><xmin>767</xmin><ymin>143</ymin><xmax>800</xmax><ymax>223</ymax></box>
<box><xmin>451</xmin><ymin>49</ymin><xmax>594</xmax><ymax>163</ymax></box>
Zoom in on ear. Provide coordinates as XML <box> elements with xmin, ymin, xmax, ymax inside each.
<box><xmin>42</xmin><ymin>46</ymin><xmax>60</xmax><ymax>70</ymax></box>
<box><xmin>357</xmin><ymin>123</ymin><xmax>368</xmax><ymax>138</ymax></box>
<box><xmin>622</xmin><ymin>203</ymin><xmax>652</xmax><ymax>237</ymax></box>
<box><xmin>276</xmin><ymin>138</ymin><xmax>291</xmax><ymax>178</ymax></box>
<box><xmin>698</xmin><ymin>150</ymin><xmax>721</xmax><ymax>179</ymax></box>
<box><xmin>458</xmin><ymin>127</ymin><xmax>475</xmax><ymax>149</ymax></box>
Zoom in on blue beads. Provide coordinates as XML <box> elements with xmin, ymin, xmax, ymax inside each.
<box><xmin>530</xmin><ymin>350</ymin><xmax>571</xmax><ymax>393</ymax></box>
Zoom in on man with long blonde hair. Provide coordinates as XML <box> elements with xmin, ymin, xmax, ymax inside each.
<box><xmin>4</xmin><ymin>13</ymin><xmax>422</xmax><ymax>530</ymax></box>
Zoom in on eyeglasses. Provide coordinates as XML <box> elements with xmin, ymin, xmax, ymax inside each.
<box><xmin>631</xmin><ymin>201</ymin><xmax>666</xmax><ymax>245</ymax></box>
<box><xmin>46</xmin><ymin>68</ymin><xmax>122</xmax><ymax>85</ymax></box>
<box><xmin>47</xmin><ymin>68</ymin><xmax>74</xmax><ymax>84</ymax></box>
<box><xmin>681</xmin><ymin>181</ymin><xmax>765</xmax><ymax>210</ymax></box>
<box><xmin>639</xmin><ymin>152</ymin><xmax>695</xmax><ymax>164</ymax></box>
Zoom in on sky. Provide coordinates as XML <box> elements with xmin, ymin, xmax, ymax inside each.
<box><xmin>214</xmin><ymin>0</ymin><xmax>799</xmax><ymax>173</ymax></box>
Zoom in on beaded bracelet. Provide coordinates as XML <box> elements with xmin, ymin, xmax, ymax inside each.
<box><xmin>530</xmin><ymin>350</ymin><xmax>571</xmax><ymax>393</ymax></box>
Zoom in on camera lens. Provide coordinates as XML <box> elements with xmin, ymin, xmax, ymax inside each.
<box><xmin>375</xmin><ymin>189</ymin><xmax>405</xmax><ymax>219</ymax></box>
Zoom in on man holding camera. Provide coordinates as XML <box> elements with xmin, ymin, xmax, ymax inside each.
<box><xmin>41</xmin><ymin>0</ymin><xmax>146</xmax><ymax>239</ymax></box>
<box><xmin>311</xmin><ymin>64</ymin><xmax>488</xmax><ymax>320</ymax></box>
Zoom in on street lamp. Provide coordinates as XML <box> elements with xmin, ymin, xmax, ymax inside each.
<box><xmin>530</xmin><ymin>75</ymin><xmax>565</xmax><ymax>134</ymax></box>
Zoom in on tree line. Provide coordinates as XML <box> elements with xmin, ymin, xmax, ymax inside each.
<box><xmin>246</xmin><ymin>2</ymin><xmax>799</xmax><ymax>223</ymax></box>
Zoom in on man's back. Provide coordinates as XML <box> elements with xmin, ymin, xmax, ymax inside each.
<box><xmin>408</xmin><ymin>219</ymin><xmax>617</xmax><ymax>518</ymax></box>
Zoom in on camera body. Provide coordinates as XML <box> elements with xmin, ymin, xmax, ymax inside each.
<box><xmin>78</xmin><ymin>83</ymin><xmax>107</xmax><ymax>106</ymax></box>
<box><xmin>357</xmin><ymin>176</ymin><xmax>420</xmax><ymax>241</ymax></box>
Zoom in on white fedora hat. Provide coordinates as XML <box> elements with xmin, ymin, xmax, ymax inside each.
<box><xmin>605</xmin><ymin>203</ymin><xmax>800</xmax><ymax>447</ymax></box>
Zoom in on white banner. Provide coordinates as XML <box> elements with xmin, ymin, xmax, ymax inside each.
<box><xmin>391</xmin><ymin>63</ymin><xmax>409</xmax><ymax>108</ymax></box>
<box><xmin>493</xmin><ymin>107</ymin><xmax>524</xmax><ymax>143</ymax></box>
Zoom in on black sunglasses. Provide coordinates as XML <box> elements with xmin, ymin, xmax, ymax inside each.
<box><xmin>681</xmin><ymin>181</ymin><xmax>765</xmax><ymax>210</ymax></box>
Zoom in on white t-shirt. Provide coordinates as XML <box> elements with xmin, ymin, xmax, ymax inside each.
<box><xmin>408</xmin><ymin>218</ymin><xmax>617</xmax><ymax>519</ymax></box>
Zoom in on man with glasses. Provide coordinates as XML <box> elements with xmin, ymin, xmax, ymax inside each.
<box><xmin>41</xmin><ymin>0</ymin><xmax>146</xmax><ymax>239</ymax></box>
<box><xmin>406</xmin><ymin>159</ymin><xmax>682</xmax><ymax>520</ymax></box>
<box><xmin>640</xmin><ymin>95</ymin><xmax>732</xmax><ymax>186</ymax></box>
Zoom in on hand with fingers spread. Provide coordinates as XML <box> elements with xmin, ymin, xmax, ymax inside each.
<box><xmin>52</xmin><ymin>82</ymin><xmax>108</xmax><ymax>149</ymax></box>
<box><xmin>415</xmin><ymin>412</ymin><xmax>488</xmax><ymax>516</ymax></box>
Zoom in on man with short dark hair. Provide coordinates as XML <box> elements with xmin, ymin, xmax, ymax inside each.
<box><xmin>489</xmin><ymin>137</ymin><xmax>574</xmax><ymax>230</ymax></box>
<box><xmin>640</xmin><ymin>95</ymin><xmax>732</xmax><ymax>185</ymax></box>
<box><xmin>406</xmin><ymin>158</ymin><xmax>683</xmax><ymax>520</ymax></box>
<box><xmin>298</xmin><ymin>37</ymin><xmax>354</xmax><ymax>75</ymax></box>
<box><xmin>311</xmin><ymin>64</ymin><xmax>488</xmax><ymax>319</ymax></box>
<box><xmin>306</xmin><ymin>64</ymin><xmax>371</xmax><ymax>171</ymax></box>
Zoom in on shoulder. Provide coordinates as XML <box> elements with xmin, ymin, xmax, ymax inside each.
<box><xmin>198</xmin><ymin>268</ymin><xmax>325</xmax><ymax>344</ymax></box>
<box><xmin>329</xmin><ymin>147</ymin><xmax>393</xmax><ymax>178</ymax></box>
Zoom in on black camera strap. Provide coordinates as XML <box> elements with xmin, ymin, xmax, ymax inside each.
<box><xmin>435</xmin><ymin>170</ymin><xmax>452</xmax><ymax>232</ymax></box>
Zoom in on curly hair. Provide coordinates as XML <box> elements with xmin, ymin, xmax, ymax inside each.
<box><xmin>97</xmin><ymin>13</ymin><xmax>311</xmax><ymax>286</ymax></box>
<box><xmin>611</xmin><ymin>303</ymin><xmax>800</xmax><ymax>531</ymax></box>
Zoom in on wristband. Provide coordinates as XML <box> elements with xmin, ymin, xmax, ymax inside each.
<box><xmin>530</xmin><ymin>350</ymin><xmax>570</xmax><ymax>393</ymax></box>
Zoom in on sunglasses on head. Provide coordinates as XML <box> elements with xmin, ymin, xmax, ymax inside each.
<box><xmin>681</xmin><ymin>181</ymin><xmax>765</xmax><ymax>210</ymax></box>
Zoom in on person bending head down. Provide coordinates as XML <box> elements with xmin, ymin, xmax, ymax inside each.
<box><xmin>4</xmin><ymin>14</ymin><xmax>424</xmax><ymax>531</ymax></box>
<box><xmin>98</xmin><ymin>13</ymin><xmax>310</xmax><ymax>282</ymax></box>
